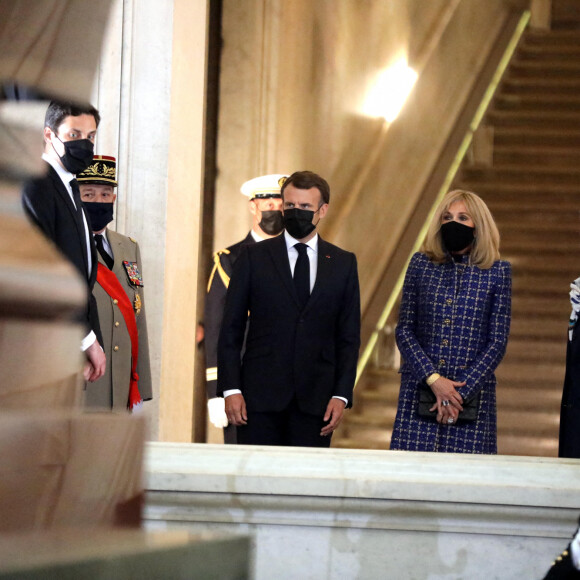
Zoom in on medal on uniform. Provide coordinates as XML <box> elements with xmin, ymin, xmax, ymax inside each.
<box><xmin>134</xmin><ymin>293</ymin><xmax>142</xmax><ymax>315</ymax></box>
<box><xmin>123</xmin><ymin>260</ymin><xmax>144</xmax><ymax>287</ymax></box>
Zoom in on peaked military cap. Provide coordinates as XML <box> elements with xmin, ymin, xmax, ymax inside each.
<box><xmin>76</xmin><ymin>155</ymin><xmax>118</xmax><ymax>187</ymax></box>
<box><xmin>240</xmin><ymin>174</ymin><xmax>287</xmax><ymax>200</ymax></box>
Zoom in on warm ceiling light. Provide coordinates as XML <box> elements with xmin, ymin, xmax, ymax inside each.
<box><xmin>362</xmin><ymin>58</ymin><xmax>418</xmax><ymax>122</ymax></box>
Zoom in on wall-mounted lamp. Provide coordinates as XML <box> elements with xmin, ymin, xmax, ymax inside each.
<box><xmin>362</xmin><ymin>58</ymin><xmax>418</xmax><ymax>122</ymax></box>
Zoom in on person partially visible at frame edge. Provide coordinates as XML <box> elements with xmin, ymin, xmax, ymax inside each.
<box><xmin>559</xmin><ymin>269</ymin><xmax>580</xmax><ymax>459</ymax></box>
<box><xmin>542</xmin><ymin>519</ymin><xmax>580</xmax><ymax>579</ymax></box>
<box><xmin>204</xmin><ymin>174</ymin><xmax>286</xmax><ymax>443</ymax></box>
<box><xmin>390</xmin><ymin>189</ymin><xmax>512</xmax><ymax>454</ymax></box>
<box><xmin>77</xmin><ymin>155</ymin><xmax>152</xmax><ymax>412</ymax></box>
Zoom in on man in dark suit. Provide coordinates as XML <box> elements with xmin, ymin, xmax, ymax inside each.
<box><xmin>22</xmin><ymin>100</ymin><xmax>105</xmax><ymax>382</ymax></box>
<box><xmin>218</xmin><ymin>170</ymin><xmax>361</xmax><ymax>447</ymax></box>
<box><xmin>205</xmin><ymin>174</ymin><xmax>286</xmax><ymax>443</ymax></box>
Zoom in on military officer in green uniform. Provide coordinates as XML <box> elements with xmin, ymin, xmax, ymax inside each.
<box><xmin>205</xmin><ymin>174</ymin><xmax>286</xmax><ymax>443</ymax></box>
<box><xmin>78</xmin><ymin>155</ymin><xmax>152</xmax><ymax>411</ymax></box>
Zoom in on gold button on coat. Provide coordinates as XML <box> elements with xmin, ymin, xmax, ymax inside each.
<box><xmin>444</xmin><ymin>318</ymin><xmax>451</xmax><ymax>325</ymax></box>
<box><xmin>446</xmin><ymin>298</ymin><xmax>453</xmax><ymax>305</ymax></box>
<box><xmin>115</xmin><ymin>321</ymin><xmax>120</xmax><ymax>327</ymax></box>
<box><xmin>114</xmin><ymin>346</ymin><xmax>119</xmax><ymax>351</ymax></box>
<box><xmin>113</xmin><ymin>299</ymin><xmax>118</xmax><ymax>305</ymax></box>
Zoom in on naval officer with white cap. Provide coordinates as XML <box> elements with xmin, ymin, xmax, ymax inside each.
<box><xmin>204</xmin><ymin>174</ymin><xmax>286</xmax><ymax>443</ymax></box>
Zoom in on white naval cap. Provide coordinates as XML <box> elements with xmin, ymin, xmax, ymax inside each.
<box><xmin>240</xmin><ymin>174</ymin><xmax>287</xmax><ymax>200</ymax></box>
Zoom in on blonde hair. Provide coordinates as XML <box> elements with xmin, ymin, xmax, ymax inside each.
<box><xmin>422</xmin><ymin>190</ymin><xmax>500</xmax><ymax>269</ymax></box>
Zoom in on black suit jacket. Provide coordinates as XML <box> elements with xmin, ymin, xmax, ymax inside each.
<box><xmin>204</xmin><ymin>232</ymin><xmax>256</xmax><ymax>398</ymax></box>
<box><xmin>218</xmin><ymin>234</ymin><xmax>360</xmax><ymax>417</ymax></box>
<box><xmin>22</xmin><ymin>162</ymin><xmax>102</xmax><ymax>345</ymax></box>
<box><xmin>560</xmin><ymin>321</ymin><xmax>580</xmax><ymax>458</ymax></box>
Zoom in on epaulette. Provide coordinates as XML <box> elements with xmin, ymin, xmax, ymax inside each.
<box><xmin>207</xmin><ymin>248</ymin><xmax>231</xmax><ymax>292</ymax></box>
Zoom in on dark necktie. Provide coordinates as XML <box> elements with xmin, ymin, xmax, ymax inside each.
<box><xmin>94</xmin><ymin>233</ymin><xmax>114</xmax><ymax>270</ymax></box>
<box><xmin>293</xmin><ymin>243</ymin><xmax>310</xmax><ymax>308</ymax></box>
<box><xmin>70</xmin><ymin>178</ymin><xmax>92</xmax><ymax>277</ymax></box>
<box><xmin>69</xmin><ymin>178</ymin><xmax>84</xmax><ymax>220</ymax></box>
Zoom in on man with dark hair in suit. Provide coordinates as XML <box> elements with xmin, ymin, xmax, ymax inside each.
<box><xmin>205</xmin><ymin>174</ymin><xmax>286</xmax><ymax>443</ymax></box>
<box><xmin>218</xmin><ymin>170</ymin><xmax>361</xmax><ymax>447</ymax></box>
<box><xmin>22</xmin><ymin>100</ymin><xmax>105</xmax><ymax>382</ymax></box>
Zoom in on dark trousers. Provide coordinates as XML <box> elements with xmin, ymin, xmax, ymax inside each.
<box><xmin>223</xmin><ymin>423</ymin><xmax>237</xmax><ymax>444</ymax></box>
<box><xmin>237</xmin><ymin>396</ymin><xmax>332</xmax><ymax>448</ymax></box>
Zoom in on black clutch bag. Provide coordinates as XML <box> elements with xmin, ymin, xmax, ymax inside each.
<box><xmin>418</xmin><ymin>384</ymin><xmax>480</xmax><ymax>423</ymax></box>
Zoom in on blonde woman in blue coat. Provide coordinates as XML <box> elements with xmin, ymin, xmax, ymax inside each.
<box><xmin>390</xmin><ymin>190</ymin><xmax>511</xmax><ymax>454</ymax></box>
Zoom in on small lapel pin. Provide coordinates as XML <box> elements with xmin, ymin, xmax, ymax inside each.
<box><xmin>325</xmin><ymin>255</ymin><xmax>331</xmax><ymax>259</ymax></box>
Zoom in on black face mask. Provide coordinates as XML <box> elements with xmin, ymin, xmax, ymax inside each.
<box><xmin>440</xmin><ymin>220</ymin><xmax>475</xmax><ymax>253</ymax></box>
<box><xmin>83</xmin><ymin>202</ymin><xmax>114</xmax><ymax>232</ymax></box>
<box><xmin>54</xmin><ymin>137</ymin><xmax>94</xmax><ymax>174</ymax></box>
<box><xmin>259</xmin><ymin>210</ymin><xmax>284</xmax><ymax>236</ymax></box>
<box><xmin>283</xmin><ymin>208</ymin><xmax>318</xmax><ymax>240</ymax></box>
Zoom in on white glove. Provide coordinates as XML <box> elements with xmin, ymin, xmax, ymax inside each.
<box><xmin>207</xmin><ymin>397</ymin><xmax>228</xmax><ymax>428</ymax></box>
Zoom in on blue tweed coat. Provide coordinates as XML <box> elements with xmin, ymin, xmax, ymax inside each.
<box><xmin>390</xmin><ymin>252</ymin><xmax>511</xmax><ymax>454</ymax></box>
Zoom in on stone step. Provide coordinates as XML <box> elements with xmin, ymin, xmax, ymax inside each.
<box><xmin>461</xmin><ymin>164</ymin><xmax>580</xmax><ymax>184</ymax></box>
<box><xmin>506</xmin><ymin>255</ymin><xmax>579</xmax><ymax>276</ymax></box>
<box><xmin>495</xmin><ymin>360</ymin><xmax>566</xmax><ymax>384</ymax></box>
<box><xmin>500</xmin><ymin>78</ymin><xmax>580</xmax><ymax>97</ymax></box>
<box><xmin>502</xmin><ymin>229</ymin><xmax>579</xmax><ymax>248</ymax></box>
<box><xmin>493</xmin><ymin>126</ymin><xmax>580</xmax><ymax>146</ymax></box>
<box><xmin>509</xmin><ymin>318</ymin><xmax>566</xmax><ymax>340</ymax></box>
<box><xmin>495</xmin><ymin>221</ymin><xmax>580</xmax><ymax>239</ymax></box>
<box><xmin>487</xmin><ymin>109</ymin><xmax>580</xmax><ymax>129</ymax></box>
<box><xmin>331</xmin><ymin>426</ymin><xmax>391</xmax><ymax>451</ymax></box>
<box><xmin>494</xmin><ymin>94</ymin><xmax>580</xmax><ymax>112</ymax></box>
<box><xmin>497</xmin><ymin>386</ymin><xmax>563</xmax><ymax>409</ymax></box>
<box><xmin>524</xmin><ymin>30</ymin><xmax>580</xmax><ymax>48</ymax></box>
<box><xmin>516</xmin><ymin>44</ymin><xmax>580</xmax><ymax>59</ymax></box>
<box><xmin>501</xmin><ymin>237</ymin><xmax>578</xmax><ymax>254</ymax></box>
<box><xmin>495</xmin><ymin>219</ymin><xmax>580</xmax><ymax>236</ymax></box>
<box><xmin>510</xmin><ymin>294</ymin><xmax>571</xmax><ymax>317</ymax></box>
<box><xmin>337</xmin><ymin>421</ymin><xmax>392</xmax><ymax>447</ymax></box>
<box><xmin>497</xmin><ymin>409</ymin><xmax>559</xmax><ymax>437</ymax></box>
<box><xmin>497</xmin><ymin>435</ymin><xmax>558</xmax><ymax>457</ymax></box>
<box><xmin>501</xmin><ymin>337</ymin><xmax>566</xmax><ymax>362</ymax></box>
<box><xmin>493</xmin><ymin>147</ymin><xmax>580</xmax><ymax>166</ymax></box>
<box><xmin>507</xmin><ymin>60</ymin><xmax>580</xmax><ymax>78</ymax></box>
<box><xmin>461</xmin><ymin>182</ymin><xmax>580</xmax><ymax>202</ymax></box>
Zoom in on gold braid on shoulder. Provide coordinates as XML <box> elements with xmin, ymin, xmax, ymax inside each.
<box><xmin>207</xmin><ymin>248</ymin><xmax>232</xmax><ymax>292</ymax></box>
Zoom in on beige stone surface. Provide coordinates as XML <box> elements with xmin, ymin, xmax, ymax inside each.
<box><xmin>0</xmin><ymin>412</ymin><xmax>145</xmax><ymax>532</ymax></box>
<box><xmin>0</xmin><ymin>0</ymin><xmax>114</xmax><ymax>102</ymax></box>
<box><xmin>0</xmin><ymin>529</ymin><xmax>250</xmax><ymax>580</ymax></box>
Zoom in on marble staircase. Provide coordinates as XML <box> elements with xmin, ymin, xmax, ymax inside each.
<box><xmin>334</xmin><ymin>26</ymin><xmax>580</xmax><ymax>457</ymax></box>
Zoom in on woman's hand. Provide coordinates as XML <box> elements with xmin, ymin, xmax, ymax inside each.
<box><xmin>428</xmin><ymin>376</ymin><xmax>465</xmax><ymax>425</ymax></box>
